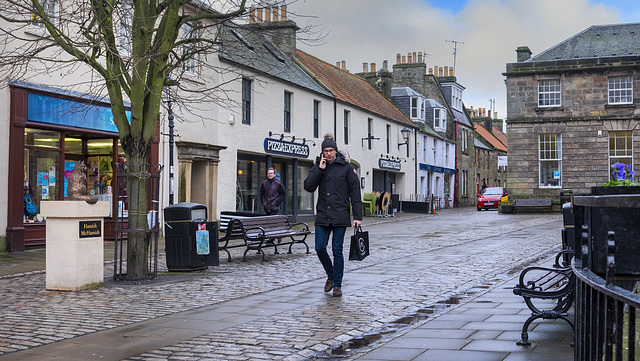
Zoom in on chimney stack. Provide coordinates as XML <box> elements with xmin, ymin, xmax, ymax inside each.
<box><xmin>516</xmin><ymin>46</ymin><xmax>532</xmax><ymax>62</ymax></box>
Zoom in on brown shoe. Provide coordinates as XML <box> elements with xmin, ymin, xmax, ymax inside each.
<box><xmin>324</xmin><ymin>279</ymin><xmax>333</xmax><ymax>293</ymax></box>
<box><xmin>332</xmin><ymin>287</ymin><xmax>342</xmax><ymax>297</ymax></box>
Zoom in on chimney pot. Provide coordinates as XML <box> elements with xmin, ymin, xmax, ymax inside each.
<box><xmin>363</xmin><ymin>62</ymin><xmax>368</xmax><ymax>72</ymax></box>
<box><xmin>336</xmin><ymin>62</ymin><xmax>340</xmax><ymax>68</ymax></box>
<box><xmin>383</xmin><ymin>60</ymin><xmax>388</xmax><ymax>71</ymax></box>
<box><xmin>281</xmin><ymin>5</ymin><xmax>287</xmax><ymax>20</ymax></box>
<box><xmin>272</xmin><ymin>6</ymin><xmax>279</xmax><ymax>21</ymax></box>
<box><xmin>418</xmin><ymin>52</ymin><xmax>423</xmax><ymax>63</ymax></box>
<box><xmin>265</xmin><ymin>7</ymin><xmax>271</xmax><ymax>22</ymax></box>
<box><xmin>341</xmin><ymin>60</ymin><xmax>346</xmax><ymax>70</ymax></box>
<box><xmin>396</xmin><ymin>53</ymin><xmax>401</xmax><ymax>64</ymax></box>
<box><xmin>429</xmin><ymin>67</ymin><xmax>433</xmax><ymax>75</ymax></box>
<box><xmin>402</xmin><ymin>55</ymin><xmax>406</xmax><ymax>63</ymax></box>
<box><xmin>408</xmin><ymin>53</ymin><xmax>412</xmax><ymax>63</ymax></box>
<box><xmin>249</xmin><ymin>8</ymin><xmax>256</xmax><ymax>23</ymax></box>
<box><xmin>439</xmin><ymin>67</ymin><xmax>444</xmax><ymax>77</ymax></box>
<box><xmin>413</xmin><ymin>52</ymin><xmax>417</xmax><ymax>63</ymax></box>
<box><xmin>444</xmin><ymin>66</ymin><xmax>449</xmax><ymax>76</ymax></box>
<box><xmin>434</xmin><ymin>65</ymin><xmax>438</xmax><ymax>76</ymax></box>
<box><xmin>450</xmin><ymin>67</ymin><xmax>454</xmax><ymax>76</ymax></box>
<box><xmin>256</xmin><ymin>8</ymin><xmax>263</xmax><ymax>23</ymax></box>
<box><xmin>371</xmin><ymin>63</ymin><xmax>376</xmax><ymax>72</ymax></box>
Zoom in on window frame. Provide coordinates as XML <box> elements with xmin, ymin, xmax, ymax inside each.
<box><xmin>537</xmin><ymin>79</ymin><xmax>562</xmax><ymax>107</ymax></box>
<box><xmin>241</xmin><ymin>78</ymin><xmax>251</xmax><ymax>125</ymax></box>
<box><xmin>283</xmin><ymin>92</ymin><xmax>292</xmax><ymax>133</ymax></box>
<box><xmin>608</xmin><ymin>76</ymin><xmax>633</xmax><ymax>105</ymax></box>
<box><xmin>313</xmin><ymin>100</ymin><xmax>320</xmax><ymax>138</ymax></box>
<box><xmin>608</xmin><ymin>131</ymin><xmax>633</xmax><ymax>168</ymax></box>
<box><xmin>182</xmin><ymin>22</ymin><xmax>200</xmax><ymax>77</ymax></box>
<box><xmin>343</xmin><ymin>110</ymin><xmax>350</xmax><ymax>145</ymax></box>
<box><xmin>538</xmin><ymin>133</ymin><xmax>562</xmax><ymax>188</ymax></box>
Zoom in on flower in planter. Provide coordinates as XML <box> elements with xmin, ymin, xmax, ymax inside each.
<box><xmin>604</xmin><ymin>162</ymin><xmax>640</xmax><ymax>186</ymax></box>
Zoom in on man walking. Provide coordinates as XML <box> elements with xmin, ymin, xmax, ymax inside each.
<box><xmin>304</xmin><ymin>134</ymin><xmax>362</xmax><ymax>297</ymax></box>
<box><xmin>260</xmin><ymin>167</ymin><xmax>286</xmax><ymax>216</ymax></box>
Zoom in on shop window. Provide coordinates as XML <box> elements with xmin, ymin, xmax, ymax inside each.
<box><xmin>297</xmin><ymin>163</ymin><xmax>314</xmax><ymax>212</ymax></box>
<box><xmin>24</xmin><ymin>128</ymin><xmax>62</xmax><ymax>223</ymax></box>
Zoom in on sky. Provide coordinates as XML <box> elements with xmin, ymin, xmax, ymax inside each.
<box><xmin>286</xmin><ymin>0</ymin><xmax>640</xmax><ymax>122</ymax></box>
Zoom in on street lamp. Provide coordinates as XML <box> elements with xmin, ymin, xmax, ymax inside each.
<box><xmin>164</xmin><ymin>76</ymin><xmax>179</xmax><ymax>205</ymax></box>
<box><xmin>398</xmin><ymin>127</ymin><xmax>411</xmax><ymax>149</ymax></box>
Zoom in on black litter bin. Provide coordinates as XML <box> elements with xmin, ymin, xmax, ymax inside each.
<box><xmin>164</xmin><ymin>202</ymin><xmax>219</xmax><ymax>271</ymax></box>
<box><xmin>560</xmin><ymin>189</ymin><xmax>573</xmax><ymax>205</ymax></box>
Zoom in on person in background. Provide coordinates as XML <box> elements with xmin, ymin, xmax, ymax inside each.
<box><xmin>304</xmin><ymin>134</ymin><xmax>362</xmax><ymax>297</ymax></box>
<box><xmin>260</xmin><ymin>167</ymin><xmax>286</xmax><ymax>216</ymax></box>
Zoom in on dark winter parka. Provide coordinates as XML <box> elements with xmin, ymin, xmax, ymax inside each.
<box><xmin>260</xmin><ymin>177</ymin><xmax>286</xmax><ymax>213</ymax></box>
<box><xmin>304</xmin><ymin>152</ymin><xmax>362</xmax><ymax>227</ymax></box>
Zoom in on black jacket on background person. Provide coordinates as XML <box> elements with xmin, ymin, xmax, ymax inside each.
<box><xmin>304</xmin><ymin>151</ymin><xmax>363</xmax><ymax>227</ymax></box>
<box><xmin>260</xmin><ymin>177</ymin><xmax>286</xmax><ymax>213</ymax></box>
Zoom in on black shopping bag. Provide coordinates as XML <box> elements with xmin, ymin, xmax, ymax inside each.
<box><xmin>349</xmin><ymin>226</ymin><xmax>370</xmax><ymax>261</ymax></box>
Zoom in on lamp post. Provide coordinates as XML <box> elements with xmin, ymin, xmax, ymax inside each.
<box><xmin>398</xmin><ymin>127</ymin><xmax>410</xmax><ymax>149</ymax></box>
<box><xmin>164</xmin><ymin>76</ymin><xmax>179</xmax><ymax>205</ymax></box>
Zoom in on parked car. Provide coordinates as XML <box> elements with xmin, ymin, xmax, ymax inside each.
<box><xmin>477</xmin><ymin>187</ymin><xmax>507</xmax><ymax>211</ymax></box>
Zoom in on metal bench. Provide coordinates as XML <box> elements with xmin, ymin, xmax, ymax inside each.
<box><xmin>218</xmin><ymin>214</ymin><xmax>311</xmax><ymax>261</ymax></box>
<box><xmin>513</xmin><ymin>250</ymin><xmax>575</xmax><ymax>346</ymax></box>
<box><xmin>512</xmin><ymin>198</ymin><xmax>553</xmax><ymax>213</ymax></box>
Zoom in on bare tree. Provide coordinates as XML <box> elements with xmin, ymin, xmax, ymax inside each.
<box><xmin>0</xmin><ymin>0</ymin><xmax>255</xmax><ymax>278</ymax></box>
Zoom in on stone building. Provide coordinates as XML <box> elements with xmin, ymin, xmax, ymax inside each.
<box><xmin>504</xmin><ymin>23</ymin><xmax>640</xmax><ymax>199</ymax></box>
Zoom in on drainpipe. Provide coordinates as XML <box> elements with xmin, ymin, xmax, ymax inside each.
<box><xmin>454</xmin><ymin>121</ymin><xmax>458</xmax><ymax>207</ymax></box>
<box><xmin>333</xmin><ymin>99</ymin><xmax>337</xmax><ymax>139</ymax></box>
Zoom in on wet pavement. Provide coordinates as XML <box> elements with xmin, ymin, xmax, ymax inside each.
<box><xmin>0</xmin><ymin>207</ymin><xmax>573</xmax><ymax>360</ymax></box>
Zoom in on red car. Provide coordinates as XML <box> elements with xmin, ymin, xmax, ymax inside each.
<box><xmin>477</xmin><ymin>187</ymin><xmax>507</xmax><ymax>211</ymax></box>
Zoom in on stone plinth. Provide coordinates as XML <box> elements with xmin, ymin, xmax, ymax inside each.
<box><xmin>40</xmin><ymin>201</ymin><xmax>110</xmax><ymax>291</ymax></box>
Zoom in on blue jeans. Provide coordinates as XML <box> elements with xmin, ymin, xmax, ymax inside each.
<box><xmin>315</xmin><ymin>225</ymin><xmax>347</xmax><ymax>288</ymax></box>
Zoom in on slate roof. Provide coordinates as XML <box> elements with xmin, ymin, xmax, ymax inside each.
<box><xmin>474</xmin><ymin>123</ymin><xmax>507</xmax><ymax>152</ymax></box>
<box><xmin>296</xmin><ymin>50</ymin><xmax>416</xmax><ymax>128</ymax></box>
<box><xmin>452</xmin><ymin>108</ymin><xmax>473</xmax><ymax>127</ymax></box>
<box><xmin>528</xmin><ymin>23</ymin><xmax>640</xmax><ymax>62</ymax></box>
<box><xmin>474</xmin><ymin>138</ymin><xmax>491</xmax><ymax>150</ymax></box>
<box><xmin>218</xmin><ymin>25</ymin><xmax>332</xmax><ymax>98</ymax></box>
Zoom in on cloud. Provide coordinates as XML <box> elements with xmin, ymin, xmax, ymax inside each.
<box><xmin>289</xmin><ymin>0</ymin><xmax>623</xmax><ymax>120</ymax></box>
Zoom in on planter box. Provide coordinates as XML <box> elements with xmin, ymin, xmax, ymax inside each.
<box><xmin>573</xmin><ymin>187</ymin><xmax>640</xmax><ymax>277</ymax></box>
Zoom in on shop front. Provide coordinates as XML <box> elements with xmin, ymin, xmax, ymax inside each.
<box><xmin>235</xmin><ymin>137</ymin><xmax>315</xmax><ymax>221</ymax></box>
<box><xmin>6</xmin><ymin>84</ymin><xmax>158</xmax><ymax>252</ymax></box>
<box><xmin>419</xmin><ymin>163</ymin><xmax>456</xmax><ymax>208</ymax></box>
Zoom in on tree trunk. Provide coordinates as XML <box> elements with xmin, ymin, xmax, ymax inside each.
<box><xmin>126</xmin><ymin>154</ymin><xmax>150</xmax><ymax>278</ymax></box>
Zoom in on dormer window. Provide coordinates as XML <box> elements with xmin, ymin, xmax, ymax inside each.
<box><xmin>434</xmin><ymin>108</ymin><xmax>446</xmax><ymax>131</ymax></box>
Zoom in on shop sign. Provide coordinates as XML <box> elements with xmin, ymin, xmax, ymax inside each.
<box><xmin>419</xmin><ymin>163</ymin><xmax>456</xmax><ymax>174</ymax></box>
<box><xmin>379</xmin><ymin>158</ymin><xmax>401</xmax><ymax>171</ymax></box>
<box><xmin>264</xmin><ymin>138</ymin><xmax>310</xmax><ymax>158</ymax></box>
<box><xmin>79</xmin><ymin>220</ymin><xmax>102</xmax><ymax>238</ymax></box>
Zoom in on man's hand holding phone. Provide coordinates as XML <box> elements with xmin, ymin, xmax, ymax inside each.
<box><xmin>319</xmin><ymin>154</ymin><xmax>327</xmax><ymax>169</ymax></box>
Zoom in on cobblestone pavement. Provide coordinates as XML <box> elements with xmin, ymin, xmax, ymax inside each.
<box><xmin>0</xmin><ymin>208</ymin><xmax>563</xmax><ymax>360</ymax></box>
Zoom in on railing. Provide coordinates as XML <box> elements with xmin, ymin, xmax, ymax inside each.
<box><xmin>113</xmin><ymin>162</ymin><xmax>164</xmax><ymax>281</ymax></box>
<box><xmin>572</xmin><ymin>194</ymin><xmax>640</xmax><ymax>361</ymax></box>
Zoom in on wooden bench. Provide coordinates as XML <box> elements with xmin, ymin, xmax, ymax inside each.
<box><xmin>512</xmin><ymin>198</ymin><xmax>553</xmax><ymax>214</ymax></box>
<box><xmin>512</xmin><ymin>250</ymin><xmax>575</xmax><ymax>346</ymax></box>
<box><xmin>218</xmin><ymin>214</ymin><xmax>311</xmax><ymax>261</ymax></box>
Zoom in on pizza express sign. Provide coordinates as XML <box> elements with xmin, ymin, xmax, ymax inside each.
<box><xmin>264</xmin><ymin>138</ymin><xmax>310</xmax><ymax>158</ymax></box>
<box><xmin>379</xmin><ymin>158</ymin><xmax>402</xmax><ymax>171</ymax></box>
